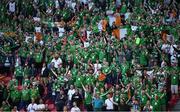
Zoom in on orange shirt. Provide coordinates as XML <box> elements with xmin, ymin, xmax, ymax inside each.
<box><xmin>98</xmin><ymin>73</ymin><xmax>106</xmax><ymax>81</ymax></box>
<box><xmin>115</xmin><ymin>15</ymin><xmax>121</xmax><ymax>26</ymax></box>
<box><xmin>102</xmin><ymin>19</ymin><xmax>108</xmax><ymax>32</ymax></box>
<box><xmin>35</xmin><ymin>32</ymin><xmax>42</xmax><ymax>41</ymax></box>
<box><xmin>112</xmin><ymin>28</ymin><xmax>120</xmax><ymax>40</ymax></box>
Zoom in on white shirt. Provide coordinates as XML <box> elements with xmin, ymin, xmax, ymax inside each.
<box><xmin>25</xmin><ymin>36</ymin><xmax>32</xmax><ymax>43</ymax></box>
<box><xmin>33</xmin><ymin>35</ymin><xmax>36</xmax><ymax>42</ymax></box>
<box><xmin>68</xmin><ymin>89</ymin><xmax>75</xmax><ymax>101</ymax></box>
<box><xmin>36</xmin><ymin>104</ymin><xmax>46</xmax><ymax>111</ymax></box>
<box><xmin>46</xmin><ymin>8</ymin><xmax>52</xmax><ymax>14</ymax></box>
<box><xmin>88</xmin><ymin>2</ymin><xmax>94</xmax><ymax>10</ymax></box>
<box><xmin>84</xmin><ymin>41</ymin><xmax>90</xmax><ymax>48</ymax></box>
<box><xmin>41</xmin><ymin>67</ymin><xmax>46</xmax><ymax>75</ymax></box>
<box><xmin>71</xmin><ymin>2</ymin><xmax>76</xmax><ymax>12</ymax></box>
<box><xmin>58</xmin><ymin>27</ymin><xmax>65</xmax><ymax>37</ymax></box>
<box><xmin>27</xmin><ymin>103</ymin><xmax>38</xmax><ymax>112</ymax></box>
<box><xmin>55</xmin><ymin>0</ymin><xmax>60</xmax><ymax>8</ymax></box>
<box><xmin>15</xmin><ymin>57</ymin><xmax>20</xmax><ymax>67</ymax></box>
<box><xmin>66</xmin><ymin>0</ymin><xmax>72</xmax><ymax>8</ymax></box>
<box><xmin>136</xmin><ymin>70</ymin><xmax>142</xmax><ymax>76</ymax></box>
<box><xmin>158</xmin><ymin>81</ymin><xmax>165</xmax><ymax>90</ymax></box>
<box><xmin>146</xmin><ymin>70</ymin><xmax>154</xmax><ymax>79</ymax></box>
<box><xmin>80</xmin><ymin>0</ymin><xmax>88</xmax><ymax>4</ymax></box>
<box><xmin>51</xmin><ymin>58</ymin><xmax>62</xmax><ymax>68</ymax></box>
<box><xmin>87</xmin><ymin>30</ymin><xmax>92</xmax><ymax>40</ymax></box>
<box><xmin>108</xmin><ymin>15</ymin><xmax>115</xmax><ymax>26</ymax></box>
<box><xmin>105</xmin><ymin>98</ymin><xmax>114</xmax><ymax>110</ymax></box>
<box><xmin>33</xmin><ymin>17</ymin><xmax>41</xmax><ymax>22</ymax></box>
<box><xmin>161</xmin><ymin>44</ymin><xmax>170</xmax><ymax>53</ymax></box>
<box><xmin>131</xmin><ymin>26</ymin><xmax>138</xmax><ymax>31</ymax></box>
<box><xmin>94</xmin><ymin>63</ymin><xmax>102</xmax><ymax>75</ymax></box>
<box><xmin>71</xmin><ymin>106</ymin><xmax>81</xmax><ymax>112</ymax></box>
<box><xmin>157</xmin><ymin>71</ymin><xmax>165</xmax><ymax>76</ymax></box>
<box><xmin>9</xmin><ymin>2</ymin><xmax>15</xmax><ymax>12</ymax></box>
<box><xmin>125</xmin><ymin>12</ymin><xmax>131</xmax><ymax>20</ymax></box>
<box><xmin>39</xmin><ymin>40</ymin><xmax>44</xmax><ymax>46</ymax></box>
<box><xmin>169</xmin><ymin>45</ymin><xmax>177</xmax><ymax>55</ymax></box>
<box><xmin>98</xmin><ymin>20</ymin><xmax>103</xmax><ymax>32</ymax></box>
<box><xmin>171</xmin><ymin>55</ymin><xmax>178</xmax><ymax>65</ymax></box>
<box><xmin>35</xmin><ymin>27</ymin><xmax>41</xmax><ymax>33</ymax></box>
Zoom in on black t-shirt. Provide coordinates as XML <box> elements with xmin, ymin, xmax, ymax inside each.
<box><xmin>71</xmin><ymin>93</ymin><xmax>82</xmax><ymax>107</ymax></box>
<box><xmin>55</xmin><ymin>95</ymin><xmax>67</xmax><ymax>111</ymax></box>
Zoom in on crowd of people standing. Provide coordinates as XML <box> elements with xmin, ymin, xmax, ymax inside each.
<box><xmin>0</xmin><ymin>0</ymin><xmax>180</xmax><ymax>111</ymax></box>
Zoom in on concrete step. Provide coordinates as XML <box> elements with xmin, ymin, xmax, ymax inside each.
<box><xmin>172</xmin><ymin>100</ymin><xmax>180</xmax><ymax>111</ymax></box>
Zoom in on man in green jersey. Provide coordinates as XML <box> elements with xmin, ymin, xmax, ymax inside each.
<box><xmin>14</xmin><ymin>65</ymin><xmax>23</xmax><ymax>85</ymax></box>
<box><xmin>171</xmin><ymin>73</ymin><xmax>179</xmax><ymax>96</ymax></box>
<box><xmin>19</xmin><ymin>86</ymin><xmax>30</xmax><ymax>110</ymax></box>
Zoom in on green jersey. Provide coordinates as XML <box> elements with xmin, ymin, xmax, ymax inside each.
<box><xmin>10</xmin><ymin>89</ymin><xmax>21</xmax><ymax>102</ymax></box>
<box><xmin>73</xmin><ymin>55</ymin><xmax>79</xmax><ymax>64</ymax></box>
<box><xmin>152</xmin><ymin>99</ymin><xmax>160</xmax><ymax>111</ymax></box>
<box><xmin>15</xmin><ymin>66</ymin><xmax>23</xmax><ymax>77</ymax></box>
<box><xmin>23</xmin><ymin>67</ymin><xmax>30</xmax><ymax>77</ymax></box>
<box><xmin>141</xmin><ymin>94</ymin><xmax>148</xmax><ymax>107</ymax></box>
<box><xmin>71</xmin><ymin>68</ymin><xmax>78</xmax><ymax>78</ymax></box>
<box><xmin>34</xmin><ymin>52</ymin><xmax>43</xmax><ymax>63</ymax></box>
<box><xmin>85</xmin><ymin>91</ymin><xmax>92</xmax><ymax>105</ymax></box>
<box><xmin>120</xmin><ymin>92</ymin><xmax>128</xmax><ymax>101</ymax></box>
<box><xmin>21</xmin><ymin>89</ymin><xmax>30</xmax><ymax>101</ymax></box>
<box><xmin>159</xmin><ymin>92</ymin><xmax>166</xmax><ymax>105</ymax></box>
<box><xmin>1</xmin><ymin>104</ymin><xmax>11</xmax><ymax>111</ymax></box>
<box><xmin>85</xmin><ymin>75</ymin><xmax>95</xmax><ymax>86</ymax></box>
<box><xmin>171</xmin><ymin>75</ymin><xmax>179</xmax><ymax>85</ymax></box>
<box><xmin>63</xmin><ymin>9</ymin><xmax>71</xmax><ymax>21</ymax></box>
<box><xmin>120</xmin><ymin>5</ymin><xmax>127</xmax><ymax>14</ymax></box>
<box><xmin>75</xmin><ymin>75</ymin><xmax>84</xmax><ymax>88</ymax></box>
<box><xmin>114</xmin><ymin>95</ymin><xmax>120</xmax><ymax>103</ymax></box>
<box><xmin>140</xmin><ymin>51</ymin><xmax>148</xmax><ymax>66</ymax></box>
<box><xmin>100</xmin><ymin>90</ymin><xmax>109</xmax><ymax>102</ymax></box>
<box><xmin>30</xmin><ymin>88</ymin><xmax>39</xmax><ymax>100</ymax></box>
<box><xmin>102</xmin><ymin>66</ymin><xmax>111</xmax><ymax>74</ymax></box>
<box><xmin>58</xmin><ymin>75</ymin><xmax>64</xmax><ymax>85</ymax></box>
<box><xmin>121</xmin><ymin>63</ymin><xmax>129</xmax><ymax>75</ymax></box>
<box><xmin>9</xmin><ymin>79</ymin><xmax>18</xmax><ymax>87</ymax></box>
<box><xmin>99</xmin><ymin>50</ymin><xmax>105</xmax><ymax>62</ymax></box>
<box><xmin>22</xmin><ymin>79</ymin><xmax>30</xmax><ymax>86</ymax></box>
<box><xmin>83</xmin><ymin>52</ymin><xmax>89</xmax><ymax>63</ymax></box>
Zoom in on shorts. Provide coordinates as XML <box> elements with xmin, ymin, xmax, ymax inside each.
<box><xmin>171</xmin><ymin>85</ymin><xmax>178</xmax><ymax>94</ymax></box>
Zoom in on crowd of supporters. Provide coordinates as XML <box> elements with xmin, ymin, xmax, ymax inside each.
<box><xmin>0</xmin><ymin>0</ymin><xmax>180</xmax><ymax>111</ymax></box>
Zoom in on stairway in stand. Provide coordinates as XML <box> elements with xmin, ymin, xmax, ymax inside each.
<box><xmin>172</xmin><ymin>99</ymin><xmax>180</xmax><ymax>111</ymax></box>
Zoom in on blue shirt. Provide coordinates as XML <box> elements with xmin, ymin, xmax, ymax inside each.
<box><xmin>92</xmin><ymin>98</ymin><xmax>104</xmax><ymax>109</ymax></box>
